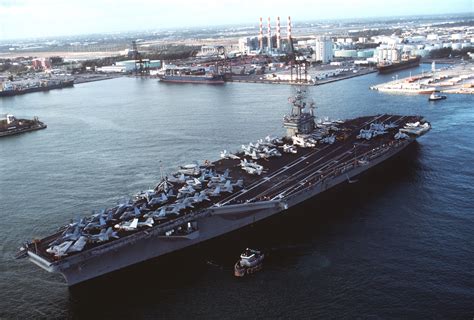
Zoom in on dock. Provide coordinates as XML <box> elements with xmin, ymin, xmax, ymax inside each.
<box><xmin>227</xmin><ymin>68</ymin><xmax>376</xmax><ymax>86</ymax></box>
<box><xmin>371</xmin><ymin>62</ymin><xmax>474</xmax><ymax>95</ymax></box>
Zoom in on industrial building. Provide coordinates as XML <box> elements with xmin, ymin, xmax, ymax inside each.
<box><xmin>198</xmin><ymin>46</ymin><xmax>220</xmax><ymax>56</ymax></box>
<box><xmin>311</xmin><ymin>36</ymin><xmax>333</xmax><ymax>63</ymax></box>
<box><xmin>334</xmin><ymin>49</ymin><xmax>358</xmax><ymax>59</ymax></box>
<box><xmin>238</xmin><ymin>37</ymin><xmax>260</xmax><ymax>55</ymax></box>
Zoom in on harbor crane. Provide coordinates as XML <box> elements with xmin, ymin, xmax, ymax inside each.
<box><xmin>287</xmin><ymin>36</ymin><xmax>309</xmax><ymax>84</ymax></box>
<box><xmin>131</xmin><ymin>40</ymin><xmax>149</xmax><ymax>75</ymax></box>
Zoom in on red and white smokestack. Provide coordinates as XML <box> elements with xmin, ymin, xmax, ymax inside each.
<box><xmin>276</xmin><ymin>16</ymin><xmax>281</xmax><ymax>49</ymax></box>
<box><xmin>267</xmin><ymin>17</ymin><xmax>272</xmax><ymax>51</ymax></box>
<box><xmin>259</xmin><ymin>17</ymin><xmax>263</xmax><ymax>50</ymax></box>
<box><xmin>287</xmin><ymin>16</ymin><xmax>292</xmax><ymax>41</ymax></box>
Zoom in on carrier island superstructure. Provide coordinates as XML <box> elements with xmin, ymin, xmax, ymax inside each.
<box><xmin>16</xmin><ymin>90</ymin><xmax>431</xmax><ymax>286</ymax></box>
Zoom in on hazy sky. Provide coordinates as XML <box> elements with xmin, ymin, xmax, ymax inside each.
<box><xmin>0</xmin><ymin>0</ymin><xmax>472</xmax><ymax>40</ymax></box>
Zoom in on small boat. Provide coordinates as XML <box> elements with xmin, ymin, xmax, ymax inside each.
<box><xmin>428</xmin><ymin>92</ymin><xmax>447</xmax><ymax>101</ymax></box>
<box><xmin>234</xmin><ymin>248</ymin><xmax>264</xmax><ymax>277</ymax></box>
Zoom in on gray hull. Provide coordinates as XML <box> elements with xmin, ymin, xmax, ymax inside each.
<box><xmin>28</xmin><ymin>138</ymin><xmax>415</xmax><ymax>285</ymax></box>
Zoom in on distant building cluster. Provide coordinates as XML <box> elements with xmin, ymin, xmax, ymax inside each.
<box><xmin>368</xmin><ymin>25</ymin><xmax>474</xmax><ymax>63</ymax></box>
<box><xmin>234</xmin><ymin>17</ymin><xmax>474</xmax><ymax>66</ymax></box>
<box><xmin>2</xmin><ymin>14</ymin><xmax>473</xmax><ymax>81</ymax></box>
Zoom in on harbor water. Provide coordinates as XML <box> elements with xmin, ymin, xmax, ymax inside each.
<box><xmin>0</xmin><ymin>67</ymin><xmax>473</xmax><ymax>319</ymax></box>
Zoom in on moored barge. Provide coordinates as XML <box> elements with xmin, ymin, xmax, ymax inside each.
<box><xmin>0</xmin><ymin>114</ymin><xmax>47</xmax><ymax>137</ymax></box>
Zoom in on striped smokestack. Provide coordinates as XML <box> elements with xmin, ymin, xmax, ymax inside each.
<box><xmin>276</xmin><ymin>16</ymin><xmax>281</xmax><ymax>49</ymax></box>
<box><xmin>287</xmin><ymin>16</ymin><xmax>292</xmax><ymax>41</ymax></box>
<box><xmin>267</xmin><ymin>17</ymin><xmax>272</xmax><ymax>51</ymax></box>
<box><xmin>259</xmin><ymin>17</ymin><xmax>263</xmax><ymax>50</ymax></box>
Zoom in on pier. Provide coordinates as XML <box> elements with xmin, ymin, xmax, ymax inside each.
<box><xmin>227</xmin><ymin>68</ymin><xmax>376</xmax><ymax>86</ymax></box>
<box><xmin>371</xmin><ymin>62</ymin><xmax>474</xmax><ymax>95</ymax></box>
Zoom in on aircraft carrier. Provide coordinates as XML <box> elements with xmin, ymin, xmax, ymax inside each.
<box><xmin>16</xmin><ymin>90</ymin><xmax>431</xmax><ymax>286</ymax></box>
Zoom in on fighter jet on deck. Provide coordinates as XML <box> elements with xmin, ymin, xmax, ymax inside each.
<box><xmin>114</xmin><ymin>218</ymin><xmax>139</xmax><ymax>231</ymax></box>
<box><xmin>220</xmin><ymin>150</ymin><xmax>240</xmax><ymax>160</ymax></box>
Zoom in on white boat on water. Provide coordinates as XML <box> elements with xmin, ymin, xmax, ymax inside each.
<box><xmin>428</xmin><ymin>92</ymin><xmax>447</xmax><ymax>101</ymax></box>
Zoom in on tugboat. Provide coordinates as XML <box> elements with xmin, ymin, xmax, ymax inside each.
<box><xmin>428</xmin><ymin>92</ymin><xmax>447</xmax><ymax>101</ymax></box>
<box><xmin>234</xmin><ymin>248</ymin><xmax>264</xmax><ymax>277</ymax></box>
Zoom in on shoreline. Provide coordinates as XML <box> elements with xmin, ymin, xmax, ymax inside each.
<box><xmin>315</xmin><ymin>68</ymin><xmax>377</xmax><ymax>85</ymax></box>
<box><xmin>73</xmin><ymin>73</ymin><xmax>123</xmax><ymax>84</ymax></box>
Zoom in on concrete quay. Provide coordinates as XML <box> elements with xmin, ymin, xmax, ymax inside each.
<box><xmin>371</xmin><ymin>62</ymin><xmax>474</xmax><ymax>95</ymax></box>
<box><xmin>228</xmin><ymin>67</ymin><xmax>376</xmax><ymax>86</ymax></box>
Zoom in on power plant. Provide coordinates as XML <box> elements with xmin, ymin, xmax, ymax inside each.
<box><xmin>255</xmin><ymin>15</ymin><xmax>293</xmax><ymax>54</ymax></box>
